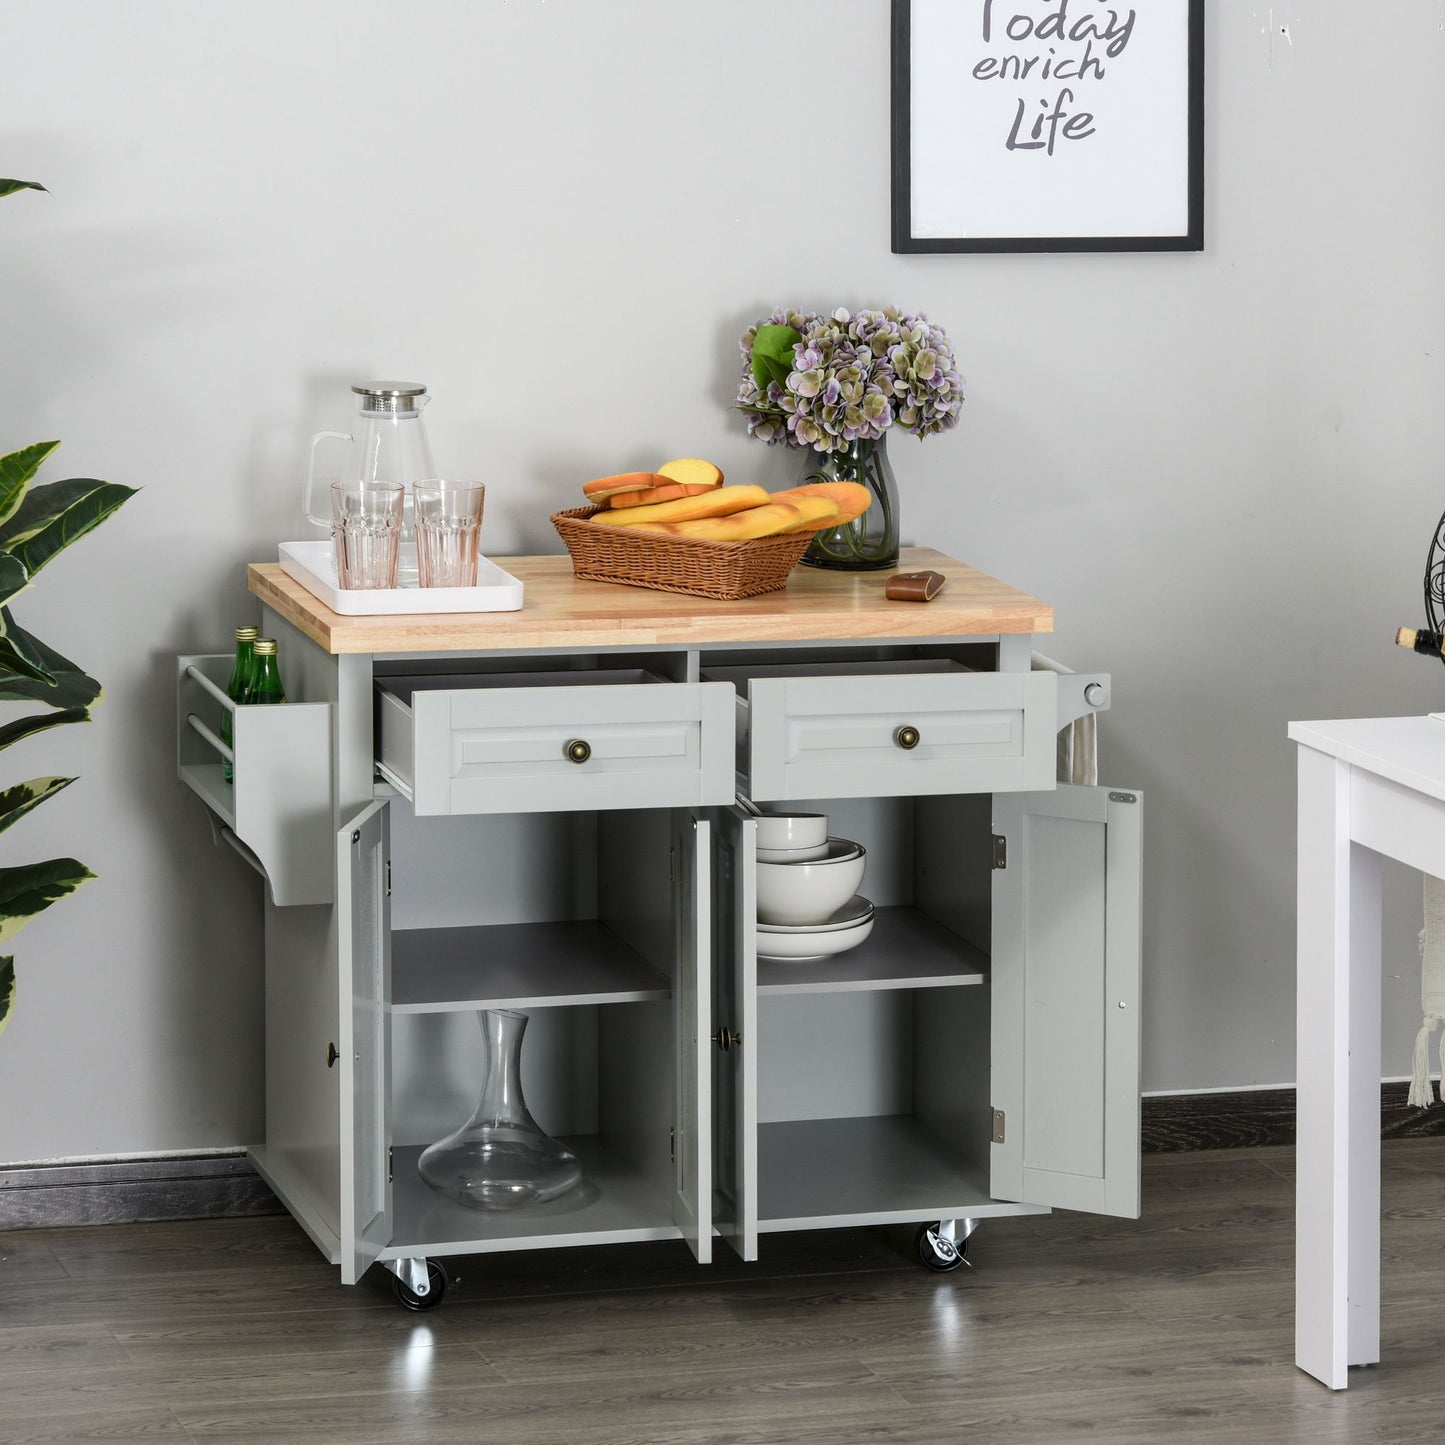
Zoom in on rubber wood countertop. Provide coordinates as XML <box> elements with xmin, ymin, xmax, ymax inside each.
<box><xmin>247</xmin><ymin>548</ymin><xmax>1053</xmax><ymax>655</ymax></box>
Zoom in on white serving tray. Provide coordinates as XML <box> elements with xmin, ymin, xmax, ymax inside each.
<box><xmin>278</xmin><ymin>540</ymin><xmax>525</xmax><ymax>616</ymax></box>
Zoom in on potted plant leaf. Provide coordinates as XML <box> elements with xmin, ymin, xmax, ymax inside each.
<box><xmin>0</xmin><ymin>179</ymin><xmax>138</xmax><ymax>1034</ymax></box>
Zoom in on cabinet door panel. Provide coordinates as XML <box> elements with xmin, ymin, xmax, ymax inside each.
<box><xmin>337</xmin><ymin>801</ymin><xmax>393</xmax><ymax>1282</ymax></box>
<box><xmin>991</xmin><ymin>784</ymin><xmax>1142</xmax><ymax>1218</ymax></box>
<box><xmin>711</xmin><ymin>805</ymin><xmax>758</xmax><ymax>1260</ymax></box>
<box><xmin>672</xmin><ymin>813</ymin><xmax>712</xmax><ymax>1264</ymax></box>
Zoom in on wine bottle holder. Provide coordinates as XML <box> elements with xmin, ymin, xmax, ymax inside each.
<box><xmin>177</xmin><ymin>653</ymin><xmax>334</xmax><ymax>905</ymax></box>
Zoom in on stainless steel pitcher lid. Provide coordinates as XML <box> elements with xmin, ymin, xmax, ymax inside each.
<box><xmin>353</xmin><ymin>381</ymin><xmax>428</xmax><ymax>414</ymax></box>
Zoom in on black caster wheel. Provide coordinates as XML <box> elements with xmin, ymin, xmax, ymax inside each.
<box><xmin>393</xmin><ymin>1258</ymin><xmax>447</xmax><ymax>1311</ymax></box>
<box><xmin>916</xmin><ymin>1224</ymin><xmax>965</xmax><ymax>1272</ymax></box>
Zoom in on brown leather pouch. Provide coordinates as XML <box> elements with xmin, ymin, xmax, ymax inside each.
<box><xmin>885</xmin><ymin>570</ymin><xmax>947</xmax><ymax>603</ymax></box>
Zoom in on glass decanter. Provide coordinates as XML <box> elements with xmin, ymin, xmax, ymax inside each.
<box><xmin>418</xmin><ymin>1009</ymin><xmax>583</xmax><ymax>1211</ymax></box>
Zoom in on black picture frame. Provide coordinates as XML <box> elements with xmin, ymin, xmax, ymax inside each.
<box><xmin>891</xmin><ymin>0</ymin><xmax>1204</xmax><ymax>254</ymax></box>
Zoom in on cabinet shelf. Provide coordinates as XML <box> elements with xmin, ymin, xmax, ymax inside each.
<box><xmin>756</xmin><ymin>1116</ymin><xmax>1045</xmax><ymax>1230</ymax></box>
<box><xmin>383</xmin><ymin>1138</ymin><xmax>679</xmax><ymax>1256</ymax></box>
<box><xmin>756</xmin><ymin>906</ymin><xmax>988</xmax><ymax>995</ymax></box>
<box><xmin>391</xmin><ymin>921</ymin><xmax>671</xmax><ymax>1013</ymax></box>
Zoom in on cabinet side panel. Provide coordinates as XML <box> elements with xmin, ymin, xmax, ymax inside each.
<box><xmin>599</xmin><ymin>1000</ymin><xmax>674</xmax><ymax>1199</ymax></box>
<box><xmin>914</xmin><ymin>984</ymin><xmax>992</xmax><ymax>1170</ymax></box>
<box><xmin>598</xmin><ymin>809</ymin><xmax>675</xmax><ymax>978</ymax></box>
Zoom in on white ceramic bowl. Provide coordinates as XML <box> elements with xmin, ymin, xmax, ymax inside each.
<box><xmin>756</xmin><ymin>841</ymin><xmax>832</xmax><ymax>864</ymax></box>
<box><xmin>755</xmin><ymin>839</ymin><xmax>867</xmax><ymax>927</ymax></box>
<box><xmin>753</xmin><ymin>813</ymin><xmax>828</xmax><ymax>852</ymax></box>
<box><xmin>756</xmin><ymin>912</ymin><xmax>874</xmax><ymax>961</ymax></box>
<box><xmin>757</xmin><ymin>895</ymin><xmax>873</xmax><ymax>934</ymax></box>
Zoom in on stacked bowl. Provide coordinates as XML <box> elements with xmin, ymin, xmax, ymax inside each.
<box><xmin>754</xmin><ymin>813</ymin><xmax>873</xmax><ymax>961</ymax></box>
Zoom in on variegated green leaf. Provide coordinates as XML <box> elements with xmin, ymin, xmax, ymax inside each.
<box><xmin>0</xmin><ymin>553</ymin><xmax>32</xmax><ymax>608</ymax></box>
<box><xmin>0</xmin><ymin>777</ymin><xmax>75</xmax><ymax>838</ymax></box>
<box><xmin>0</xmin><ymin>479</ymin><xmax>138</xmax><ymax>579</ymax></box>
<box><xmin>0</xmin><ymin>441</ymin><xmax>59</xmax><ymax>531</ymax></box>
<box><xmin>0</xmin><ymin>180</ymin><xmax>46</xmax><ymax>198</ymax></box>
<box><xmin>0</xmin><ymin>956</ymin><xmax>12</xmax><ymax>1036</ymax></box>
<box><xmin>0</xmin><ymin>624</ymin><xmax>100</xmax><ymax>708</ymax></box>
<box><xmin>0</xmin><ymin>610</ymin><xmax>55</xmax><ymax>686</ymax></box>
<box><xmin>0</xmin><ymin>708</ymin><xmax>90</xmax><ymax>753</ymax></box>
<box><xmin>0</xmin><ymin>858</ymin><xmax>94</xmax><ymax>944</ymax></box>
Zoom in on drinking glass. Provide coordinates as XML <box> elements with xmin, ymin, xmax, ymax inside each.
<box><xmin>331</xmin><ymin>480</ymin><xmax>405</xmax><ymax>589</ymax></box>
<box><xmin>413</xmin><ymin>482</ymin><xmax>485</xmax><ymax>588</ymax></box>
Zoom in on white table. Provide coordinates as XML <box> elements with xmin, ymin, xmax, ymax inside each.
<box><xmin>1289</xmin><ymin>715</ymin><xmax>1445</xmax><ymax>1389</ymax></box>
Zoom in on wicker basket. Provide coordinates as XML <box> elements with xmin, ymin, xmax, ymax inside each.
<box><xmin>550</xmin><ymin>505</ymin><xmax>815</xmax><ymax>600</ymax></box>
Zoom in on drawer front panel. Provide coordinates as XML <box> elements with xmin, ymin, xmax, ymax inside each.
<box><xmin>404</xmin><ymin>682</ymin><xmax>735</xmax><ymax>814</ymax></box>
<box><xmin>746</xmin><ymin>671</ymin><xmax>1057</xmax><ymax>800</ymax></box>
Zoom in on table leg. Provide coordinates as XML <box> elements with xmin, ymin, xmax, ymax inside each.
<box><xmin>1296</xmin><ymin>746</ymin><xmax>1382</xmax><ymax>1388</ymax></box>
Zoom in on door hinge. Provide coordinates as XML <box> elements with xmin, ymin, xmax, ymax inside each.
<box><xmin>991</xmin><ymin>1108</ymin><xmax>1006</xmax><ymax>1144</ymax></box>
<box><xmin>385</xmin><ymin>859</ymin><xmax>392</xmax><ymax>897</ymax></box>
<box><xmin>670</xmin><ymin>1126</ymin><xmax>676</xmax><ymax>1164</ymax></box>
<box><xmin>387</xmin><ymin>1146</ymin><xmax>394</xmax><ymax>1182</ymax></box>
<box><xmin>992</xmin><ymin>835</ymin><xmax>1007</xmax><ymax>869</ymax></box>
<box><xmin>1108</xmin><ymin>791</ymin><xmax>1138</xmax><ymax>804</ymax></box>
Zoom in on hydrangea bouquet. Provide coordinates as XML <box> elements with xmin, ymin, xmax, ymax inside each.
<box><xmin>736</xmin><ymin>307</ymin><xmax>963</xmax><ymax>569</ymax></box>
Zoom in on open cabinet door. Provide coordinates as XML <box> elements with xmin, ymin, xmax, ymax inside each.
<box><xmin>991</xmin><ymin>784</ymin><xmax>1143</xmax><ymax>1218</ymax></box>
<box><xmin>672</xmin><ymin>812</ymin><xmax>713</xmax><ymax>1264</ymax></box>
<box><xmin>337</xmin><ymin>800</ymin><xmax>393</xmax><ymax>1282</ymax></box>
<box><xmin>711</xmin><ymin>804</ymin><xmax>758</xmax><ymax>1261</ymax></box>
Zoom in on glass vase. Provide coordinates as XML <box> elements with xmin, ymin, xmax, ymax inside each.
<box><xmin>418</xmin><ymin>1009</ymin><xmax>583</xmax><ymax>1211</ymax></box>
<box><xmin>799</xmin><ymin>433</ymin><xmax>900</xmax><ymax>571</ymax></box>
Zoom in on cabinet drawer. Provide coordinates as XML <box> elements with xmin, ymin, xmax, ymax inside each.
<box><xmin>706</xmin><ymin>661</ymin><xmax>1057</xmax><ymax>801</ymax></box>
<box><xmin>376</xmin><ymin>670</ymin><xmax>736</xmax><ymax>815</ymax></box>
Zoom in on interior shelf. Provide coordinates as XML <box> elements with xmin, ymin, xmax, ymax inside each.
<box><xmin>757</xmin><ymin>906</ymin><xmax>989</xmax><ymax>994</ymax></box>
<box><xmin>390</xmin><ymin>921</ymin><xmax>671</xmax><ymax>1012</ymax></box>
<box><xmin>756</xmin><ymin>1116</ymin><xmax>1044</xmax><ymax>1230</ymax></box>
<box><xmin>383</xmin><ymin>1138</ymin><xmax>679</xmax><ymax>1256</ymax></box>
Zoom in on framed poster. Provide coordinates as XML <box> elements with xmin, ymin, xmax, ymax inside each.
<box><xmin>891</xmin><ymin>0</ymin><xmax>1204</xmax><ymax>253</ymax></box>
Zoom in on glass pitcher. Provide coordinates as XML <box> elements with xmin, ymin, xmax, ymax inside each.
<box><xmin>302</xmin><ymin>383</ymin><xmax>436</xmax><ymax>570</ymax></box>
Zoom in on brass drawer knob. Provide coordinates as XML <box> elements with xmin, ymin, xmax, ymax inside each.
<box><xmin>712</xmin><ymin>1027</ymin><xmax>742</xmax><ymax>1052</ymax></box>
<box><xmin>564</xmin><ymin>739</ymin><xmax>592</xmax><ymax>764</ymax></box>
<box><xmin>894</xmin><ymin>725</ymin><xmax>921</xmax><ymax>750</ymax></box>
<box><xmin>326</xmin><ymin>1042</ymin><xmax>338</xmax><ymax>1069</ymax></box>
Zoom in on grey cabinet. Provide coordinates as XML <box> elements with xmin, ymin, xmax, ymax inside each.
<box><xmin>177</xmin><ymin>567</ymin><xmax>1140</xmax><ymax>1300</ymax></box>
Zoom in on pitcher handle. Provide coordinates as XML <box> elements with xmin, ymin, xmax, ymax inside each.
<box><xmin>303</xmin><ymin>431</ymin><xmax>351</xmax><ymax>527</ymax></box>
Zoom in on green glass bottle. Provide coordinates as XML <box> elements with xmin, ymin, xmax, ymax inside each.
<box><xmin>221</xmin><ymin>626</ymin><xmax>259</xmax><ymax>783</ymax></box>
<box><xmin>243</xmin><ymin>638</ymin><xmax>287</xmax><ymax>706</ymax></box>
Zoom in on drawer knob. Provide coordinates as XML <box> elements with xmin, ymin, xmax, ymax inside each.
<box><xmin>564</xmin><ymin>738</ymin><xmax>592</xmax><ymax>764</ymax></box>
<box><xmin>713</xmin><ymin>1027</ymin><xmax>742</xmax><ymax>1052</ymax></box>
<box><xmin>326</xmin><ymin>1042</ymin><xmax>338</xmax><ymax>1069</ymax></box>
<box><xmin>894</xmin><ymin>725</ymin><xmax>921</xmax><ymax>751</ymax></box>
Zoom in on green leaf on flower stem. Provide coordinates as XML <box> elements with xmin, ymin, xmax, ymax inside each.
<box><xmin>0</xmin><ymin>441</ymin><xmax>60</xmax><ymax>531</ymax></box>
<box><xmin>751</xmin><ymin>325</ymin><xmax>802</xmax><ymax>392</ymax></box>
<box><xmin>0</xmin><ymin>180</ymin><xmax>46</xmax><ymax>199</ymax></box>
<box><xmin>0</xmin><ymin>957</ymin><xmax>12</xmax><ymax>1036</ymax></box>
<box><xmin>0</xmin><ymin>478</ymin><xmax>138</xmax><ymax>580</ymax></box>
<box><xmin>0</xmin><ymin>776</ymin><xmax>76</xmax><ymax>838</ymax></box>
<box><xmin>0</xmin><ymin>858</ymin><xmax>94</xmax><ymax>945</ymax></box>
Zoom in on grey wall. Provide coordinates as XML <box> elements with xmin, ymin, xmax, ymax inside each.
<box><xmin>2</xmin><ymin>0</ymin><xmax>1442</xmax><ymax>1162</ymax></box>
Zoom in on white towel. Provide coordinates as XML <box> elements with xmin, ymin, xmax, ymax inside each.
<box><xmin>1407</xmin><ymin>874</ymin><xmax>1445</xmax><ymax>1107</ymax></box>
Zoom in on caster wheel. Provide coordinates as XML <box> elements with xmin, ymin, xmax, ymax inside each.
<box><xmin>393</xmin><ymin>1258</ymin><xmax>447</xmax><ymax>1311</ymax></box>
<box><xmin>916</xmin><ymin>1224</ymin><xmax>965</xmax><ymax>1272</ymax></box>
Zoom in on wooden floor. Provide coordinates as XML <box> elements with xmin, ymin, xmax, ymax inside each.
<box><xmin>4</xmin><ymin>1141</ymin><xmax>1445</xmax><ymax>1444</ymax></box>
